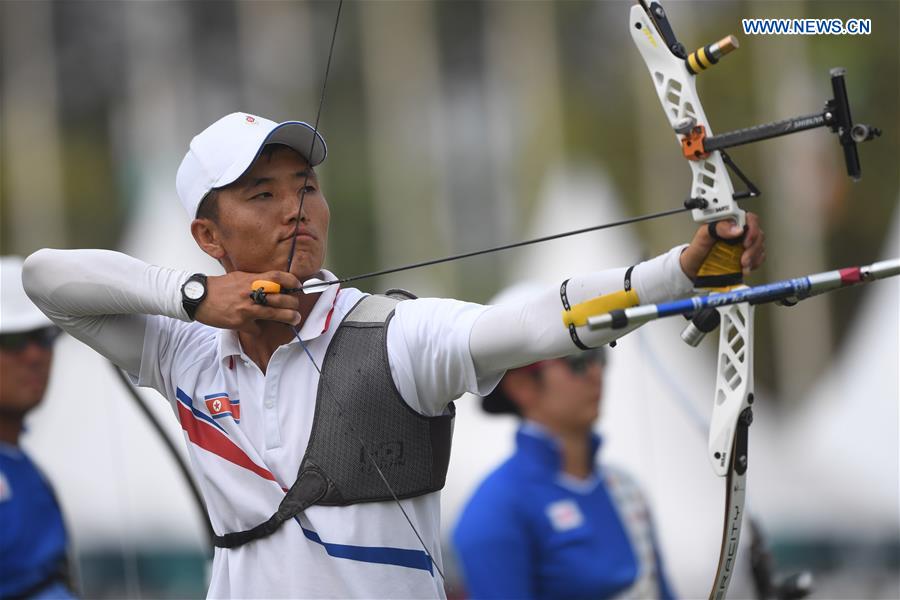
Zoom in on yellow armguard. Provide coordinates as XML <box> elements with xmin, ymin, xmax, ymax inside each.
<box><xmin>561</xmin><ymin>289</ymin><xmax>640</xmax><ymax>328</ymax></box>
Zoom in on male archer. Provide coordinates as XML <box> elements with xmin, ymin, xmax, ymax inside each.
<box><xmin>23</xmin><ymin>112</ymin><xmax>764</xmax><ymax>598</ymax></box>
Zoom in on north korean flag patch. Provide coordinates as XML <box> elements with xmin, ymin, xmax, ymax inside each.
<box><xmin>205</xmin><ymin>393</ymin><xmax>240</xmax><ymax>423</ymax></box>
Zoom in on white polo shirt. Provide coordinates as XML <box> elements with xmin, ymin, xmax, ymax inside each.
<box><xmin>134</xmin><ymin>272</ymin><xmax>498</xmax><ymax>599</ymax></box>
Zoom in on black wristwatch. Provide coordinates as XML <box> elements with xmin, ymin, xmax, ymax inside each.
<box><xmin>181</xmin><ymin>273</ymin><xmax>208</xmax><ymax>321</ymax></box>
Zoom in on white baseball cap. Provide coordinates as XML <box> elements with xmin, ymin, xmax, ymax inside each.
<box><xmin>0</xmin><ymin>256</ymin><xmax>54</xmax><ymax>334</ymax></box>
<box><xmin>176</xmin><ymin>112</ymin><xmax>327</xmax><ymax>217</ymax></box>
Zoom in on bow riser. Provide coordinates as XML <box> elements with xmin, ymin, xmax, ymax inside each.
<box><xmin>629</xmin><ymin>4</ymin><xmax>743</xmax><ymax>228</ymax></box>
<box><xmin>710</xmin><ymin>304</ymin><xmax>754</xmax><ymax>477</ymax></box>
<box><xmin>707</xmin><ymin>303</ymin><xmax>754</xmax><ymax>598</ymax></box>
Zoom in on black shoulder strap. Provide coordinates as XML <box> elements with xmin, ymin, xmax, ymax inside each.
<box><xmin>213</xmin><ymin>293</ymin><xmax>411</xmax><ymax>549</ymax></box>
<box><xmin>214</xmin><ymin>467</ymin><xmax>330</xmax><ymax>549</ymax></box>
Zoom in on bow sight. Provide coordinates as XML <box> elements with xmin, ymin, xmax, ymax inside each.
<box><xmin>677</xmin><ymin>67</ymin><xmax>881</xmax><ymax>184</ymax></box>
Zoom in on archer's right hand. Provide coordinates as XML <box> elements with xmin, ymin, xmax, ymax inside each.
<box><xmin>195</xmin><ymin>271</ymin><xmax>302</xmax><ymax>333</ymax></box>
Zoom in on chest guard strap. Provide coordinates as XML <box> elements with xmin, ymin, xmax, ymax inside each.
<box><xmin>214</xmin><ymin>292</ymin><xmax>455</xmax><ymax>549</ymax></box>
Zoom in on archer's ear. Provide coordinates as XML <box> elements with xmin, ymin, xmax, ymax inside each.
<box><xmin>191</xmin><ymin>219</ymin><xmax>226</xmax><ymax>260</ymax></box>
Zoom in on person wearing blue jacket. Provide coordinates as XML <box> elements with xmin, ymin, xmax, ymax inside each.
<box><xmin>453</xmin><ymin>340</ymin><xmax>674</xmax><ymax>600</ymax></box>
<box><xmin>0</xmin><ymin>256</ymin><xmax>75</xmax><ymax>599</ymax></box>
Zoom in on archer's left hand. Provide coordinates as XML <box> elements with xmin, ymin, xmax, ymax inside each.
<box><xmin>679</xmin><ymin>212</ymin><xmax>766</xmax><ymax>280</ymax></box>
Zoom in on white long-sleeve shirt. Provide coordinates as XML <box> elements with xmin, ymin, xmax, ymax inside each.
<box><xmin>22</xmin><ymin>247</ymin><xmax>691</xmax><ymax>599</ymax></box>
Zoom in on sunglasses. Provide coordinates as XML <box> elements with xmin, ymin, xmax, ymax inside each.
<box><xmin>0</xmin><ymin>327</ymin><xmax>60</xmax><ymax>353</ymax></box>
<box><xmin>563</xmin><ymin>348</ymin><xmax>606</xmax><ymax>373</ymax></box>
<box><xmin>520</xmin><ymin>347</ymin><xmax>606</xmax><ymax>375</ymax></box>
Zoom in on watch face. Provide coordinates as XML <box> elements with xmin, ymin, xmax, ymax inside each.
<box><xmin>184</xmin><ymin>279</ymin><xmax>205</xmax><ymax>300</ymax></box>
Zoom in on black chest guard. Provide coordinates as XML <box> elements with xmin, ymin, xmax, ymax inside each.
<box><xmin>213</xmin><ymin>292</ymin><xmax>455</xmax><ymax>549</ymax></box>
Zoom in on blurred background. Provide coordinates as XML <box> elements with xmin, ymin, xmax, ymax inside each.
<box><xmin>1</xmin><ymin>0</ymin><xmax>897</xmax><ymax>598</ymax></box>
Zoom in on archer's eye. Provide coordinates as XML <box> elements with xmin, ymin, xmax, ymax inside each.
<box><xmin>300</xmin><ymin>185</ymin><xmax>317</xmax><ymax>195</ymax></box>
<box><xmin>251</xmin><ymin>192</ymin><xmax>273</xmax><ymax>200</ymax></box>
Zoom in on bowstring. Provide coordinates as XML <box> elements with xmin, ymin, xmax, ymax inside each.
<box><xmin>282</xmin><ymin>205</ymin><xmax>696</xmax><ymax>293</ymax></box>
<box><xmin>285</xmin><ymin>0</ymin><xmax>343</xmax><ymax>275</ymax></box>
<box><xmin>282</xmin><ymin>0</ymin><xmax>447</xmax><ymax>582</ymax></box>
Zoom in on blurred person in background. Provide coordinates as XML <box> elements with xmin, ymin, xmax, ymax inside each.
<box><xmin>22</xmin><ymin>112</ymin><xmax>763</xmax><ymax>598</ymax></box>
<box><xmin>453</xmin><ymin>285</ymin><xmax>674</xmax><ymax>600</ymax></box>
<box><xmin>0</xmin><ymin>256</ymin><xmax>75</xmax><ymax>599</ymax></box>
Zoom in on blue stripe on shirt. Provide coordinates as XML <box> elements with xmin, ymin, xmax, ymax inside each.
<box><xmin>296</xmin><ymin>519</ymin><xmax>434</xmax><ymax>575</ymax></box>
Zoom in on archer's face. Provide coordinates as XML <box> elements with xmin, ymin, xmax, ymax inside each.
<box><xmin>0</xmin><ymin>334</ymin><xmax>53</xmax><ymax>419</ymax></box>
<box><xmin>198</xmin><ymin>146</ymin><xmax>330</xmax><ymax>279</ymax></box>
<box><xmin>534</xmin><ymin>359</ymin><xmax>603</xmax><ymax>433</ymax></box>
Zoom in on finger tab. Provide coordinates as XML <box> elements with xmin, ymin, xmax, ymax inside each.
<box><xmin>251</xmin><ymin>280</ymin><xmax>282</xmax><ymax>293</ymax></box>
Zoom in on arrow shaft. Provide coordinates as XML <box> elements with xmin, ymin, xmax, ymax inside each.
<box><xmin>588</xmin><ymin>258</ymin><xmax>900</xmax><ymax>330</ymax></box>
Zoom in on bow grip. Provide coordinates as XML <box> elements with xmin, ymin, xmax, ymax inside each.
<box><xmin>694</xmin><ymin>222</ymin><xmax>745</xmax><ymax>290</ymax></box>
<box><xmin>250</xmin><ymin>280</ymin><xmax>283</xmax><ymax>294</ymax></box>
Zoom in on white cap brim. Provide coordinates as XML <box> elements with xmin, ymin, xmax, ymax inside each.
<box><xmin>214</xmin><ymin>121</ymin><xmax>327</xmax><ymax>190</ymax></box>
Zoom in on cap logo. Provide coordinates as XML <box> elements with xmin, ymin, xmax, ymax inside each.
<box><xmin>245</xmin><ymin>115</ymin><xmax>257</xmax><ymax>125</ymax></box>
